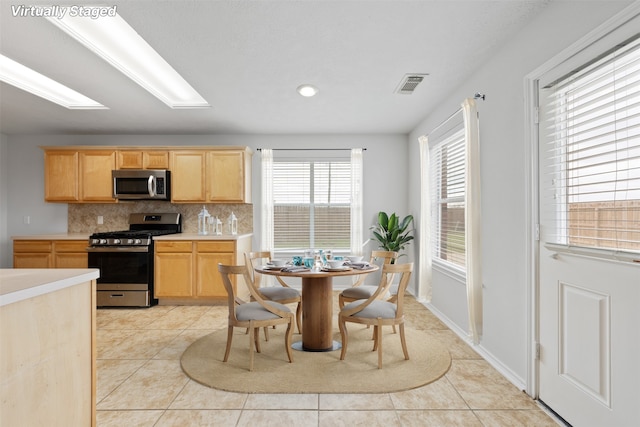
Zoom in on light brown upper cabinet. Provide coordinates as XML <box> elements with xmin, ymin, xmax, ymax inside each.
<box><xmin>171</xmin><ymin>148</ymin><xmax>252</xmax><ymax>203</ymax></box>
<box><xmin>80</xmin><ymin>150</ymin><xmax>116</xmax><ymax>202</ymax></box>
<box><xmin>117</xmin><ymin>150</ymin><xmax>170</xmax><ymax>169</ymax></box>
<box><xmin>44</xmin><ymin>149</ymin><xmax>116</xmax><ymax>203</ymax></box>
<box><xmin>44</xmin><ymin>150</ymin><xmax>79</xmax><ymax>201</ymax></box>
<box><xmin>206</xmin><ymin>150</ymin><xmax>251</xmax><ymax>203</ymax></box>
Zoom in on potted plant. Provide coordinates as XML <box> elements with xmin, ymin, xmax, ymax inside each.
<box><xmin>370</xmin><ymin>211</ymin><xmax>414</xmax><ymax>261</ymax></box>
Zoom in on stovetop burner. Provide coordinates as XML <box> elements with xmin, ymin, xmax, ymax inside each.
<box><xmin>89</xmin><ymin>212</ymin><xmax>181</xmax><ymax>247</ymax></box>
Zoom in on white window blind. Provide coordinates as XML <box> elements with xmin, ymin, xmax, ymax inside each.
<box><xmin>541</xmin><ymin>35</ymin><xmax>640</xmax><ymax>253</ymax></box>
<box><xmin>273</xmin><ymin>157</ymin><xmax>352</xmax><ymax>251</ymax></box>
<box><xmin>431</xmin><ymin>128</ymin><xmax>466</xmax><ymax>268</ymax></box>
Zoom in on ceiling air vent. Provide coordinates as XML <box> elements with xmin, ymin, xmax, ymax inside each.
<box><xmin>395</xmin><ymin>74</ymin><xmax>428</xmax><ymax>94</ymax></box>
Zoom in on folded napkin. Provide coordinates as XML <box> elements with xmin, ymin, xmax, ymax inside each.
<box><xmin>281</xmin><ymin>266</ymin><xmax>310</xmax><ymax>273</ymax></box>
<box><xmin>349</xmin><ymin>262</ymin><xmax>372</xmax><ymax>270</ymax></box>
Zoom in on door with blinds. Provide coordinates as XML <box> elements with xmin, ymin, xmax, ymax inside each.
<box><xmin>537</xmin><ymin>30</ymin><xmax>640</xmax><ymax>427</ymax></box>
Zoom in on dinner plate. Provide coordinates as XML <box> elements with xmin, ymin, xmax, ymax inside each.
<box><xmin>321</xmin><ymin>266</ymin><xmax>352</xmax><ymax>272</ymax></box>
<box><xmin>263</xmin><ymin>265</ymin><xmax>286</xmax><ymax>270</ymax></box>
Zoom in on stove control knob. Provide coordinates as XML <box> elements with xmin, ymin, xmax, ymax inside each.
<box><xmin>99</xmin><ymin>239</ymin><xmax>107</xmax><ymax>245</ymax></box>
<box><xmin>91</xmin><ymin>239</ymin><xmax>99</xmax><ymax>245</ymax></box>
<box><xmin>134</xmin><ymin>239</ymin><xmax>142</xmax><ymax>245</ymax></box>
<box><xmin>113</xmin><ymin>239</ymin><xmax>121</xmax><ymax>245</ymax></box>
<box><xmin>126</xmin><ymin>239</ymin><xmax>134</xmax><ymax>245</ymax></box>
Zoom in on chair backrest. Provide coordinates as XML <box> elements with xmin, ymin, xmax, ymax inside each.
<box><xmin>218</xmin><ymin>263</ymin><xmax>254</xmax><ymax>321</ymax></box>
<box><xmin>370</xmin><ymin>250</ymin><xmax>399</xmax><ymax>265</ymax></box>
<box><xmin>244</xmin><ymin>251</ymin><xmax>272</xmax><ymax>287</ymax></box>
<box><xmin>385</xmin><ymin>262</ymin><xmax>413</xmax><ymax>318</ymax></box>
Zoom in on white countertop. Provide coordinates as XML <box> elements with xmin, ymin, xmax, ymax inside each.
<box><xmin>12</xmin><ymin>233</ymin><xmax>91</xmax><ymax>240</ymax></box>
<box><xmin>0</xmin><ymin>269</ymin><xmax>99</xmax><ymax>307</ymax></box>
<box><xmin>154</xmin><ymin>233</ymin><xmax>252</xmax><ymax>241</ymax></box>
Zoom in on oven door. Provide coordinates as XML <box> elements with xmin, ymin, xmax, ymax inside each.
<box><xmin>87</xmin><ymin>246</ymin><xmax>155</xmax><ymax>307</ymax></box>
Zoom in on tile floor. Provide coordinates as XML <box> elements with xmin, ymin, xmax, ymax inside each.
<box><xmin>96</xmin><ymin>294</ymin><xmax>560</xmax><ymax>426</ymax></box>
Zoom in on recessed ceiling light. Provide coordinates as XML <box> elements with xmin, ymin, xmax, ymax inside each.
<box><xmin>46</xmin><ymin>12</ymin><xmax>209</xmax><ymax>109</ymax></box>
<box><xmin>297</xmin><ymin>84</ymin><xmax>318</xmax><ymax>97</ymax></box>
<box><xmin>0</xmin><ymin>54</ymin><xmax>106</xmax><ymax>109</ymax></box>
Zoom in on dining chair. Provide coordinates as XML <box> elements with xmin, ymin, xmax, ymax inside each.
<box><xmin>245</xmin><ymin>251</ymin><xmax>302</xmax><ymax>334</ymax></box>
<box><xmin>338</xmin><ymin>250</ymin><xmax>398</xmax><ymax>308</ymax></box>
<box><xmin>338</xmin><ymin>262</ymin><xmax>413</xmax><ymax>369</ymax></box>
<box><xmin>218</xmin><ymin>263</ymin><xmax>295</xmax><ymax>371</ymax></box>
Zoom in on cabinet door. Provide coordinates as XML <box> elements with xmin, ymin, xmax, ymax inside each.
<box><xmin>80</xmin><ymin>151</ymin><xmax>116</xmax><ymax>202</ymax></box>
<box><xmin>207</xmin><ymin>151</ymin><xmax>245</xmax><ymax>202</ymax></box>
<box><xmin>143</xmin><ymin>151</ymin><xmax>169</xmax><ymax>169</ymax></box>
<box><xmin>13</xmin><ymin>253</ymin><xmax>52</xmax><ymax>268</ymax></box>
<box><xmin>171</xmin><ymin>151</ymin><xmax>206</xmax><ymax>202</ymax></box>
<box><xmin>54</xmin><ymin>241</ymin><xmax>89</xmax><ymax>268</ymax></box>
<box><xmin>44</xmin><ymin>151</ymin><xmax>79</xmax><ymax>202</ymax></box>
<box><xmin>155</xmin><ymin>252</ymin><xmax>194</xmax><ymax>297</ymax></box>
<box><xmin>196</xmin><ymin>252</ymin><xmax>235</xmax><ymax>297</ymax></box>
<box><xmin>117</xmin><ymin>151</ymin><xmax>143</xmax><ymax>169</ymax></box>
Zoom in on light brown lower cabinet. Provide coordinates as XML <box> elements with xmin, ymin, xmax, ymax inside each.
<box><xmin>13</xmin><ymin>240</ymin><xmax>88</xmax><ymax>268</ymax></box>
<box><xmin>154</xmin><ymin>236</ymin><xmax>251</xmax><ymax>302</ymax></box>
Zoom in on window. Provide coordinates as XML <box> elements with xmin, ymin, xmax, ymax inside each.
<box><xmin>541</xmin><ymin>35</ymin><xmax>640</xmax><ymax>253</ymax></box>
<box><xmin>431</xmin><ymin>128</ymin><xmax>466</xmax><ymax>269</ymax></box>
<box><xmin>272</xmin><ymin>157</ymin><xmax>352</xmax><ymax>252</ymax></box>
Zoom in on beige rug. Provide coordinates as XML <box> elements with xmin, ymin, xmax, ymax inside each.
<box><xmin>181</xmin><ymin>325</ymin><xmax>451</xmax><ymax>394</ymax></box>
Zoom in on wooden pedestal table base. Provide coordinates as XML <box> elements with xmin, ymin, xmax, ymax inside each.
<box><xmin>256</xmin><ymin>266</ymin><xmax>379</xmax><ymax>352</ymax></box>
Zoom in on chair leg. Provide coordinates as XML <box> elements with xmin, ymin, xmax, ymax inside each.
<box><xmin>376</xmin><ymin>318</ymin><xmax>383</xmax><ymax>369</ymax></box>
<box><xmin>399</xmin><ymin>322</ymin><xmax>409</xmax><ymax>361</ymax></box>
<box><xmin>223</xmin><ymin>326</ymin><xmax>234</xmax><ymax>362</ymax></box>
<box><xmin>254</xmin><ymin>328</ymin><xmax>262</xmax><ymax>353</ymax></box>
<box><xmin>338</xmin><ymin>294</ymin><xmax>345</xmax><ymax>308</ymax></box>
<box><xmin>295</xmin><ymin>302</ymin><xmax>302</xmax><ymax>334</ymax></box>
<box><xmin>284</xmin><ymin>318</ymin><xmax>294</xmax><ymax>363</ymax></box>
<box><xmin>263</xmin><ymin>326</ymin><xmax>269</xmax><ymax>341</ymax></box>
<box><xmin>372</xmin><ymin>325</ymin><xmax>379</xmax><ymax>350</ymax></box>
<box><xmin>338</xmin><ymin>318</ymin><xmax>349</xmax><ymax>361</ymax></box>
<box><xmin>248</xmin><ymin>322</ymin><xmax>255</xmax><ymax>371</ymax></box>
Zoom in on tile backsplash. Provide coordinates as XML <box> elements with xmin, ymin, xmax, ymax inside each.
<box><xmin>68</xmin><ymin>202</ymin><xmax>253</xmax><ymax>234</ymax></box>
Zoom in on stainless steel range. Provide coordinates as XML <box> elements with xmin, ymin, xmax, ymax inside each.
<box><xmin>88</xmin><ymin>212</ymin><xmax>181</xmax><ymax>307</ymax></box>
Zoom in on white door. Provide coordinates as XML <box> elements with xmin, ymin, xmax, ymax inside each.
<box><xmin>538</xmin><ymin>246</ymin><xmax>639</xmax><ymax>426</ymax></box>
<box><xmin>537</xmin><ymin>31</ymin><xmax>640</xmax><ymax>426</ymax></box>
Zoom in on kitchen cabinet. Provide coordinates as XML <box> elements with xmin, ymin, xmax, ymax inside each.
<box><xmin>117</xmin><ymin>150</ymin><xmax>170</xmax><ymax>169</ymax></box>
<box><xmin>13</xmin><ymin>239</ymin><xmax>88</xmax><ymax>269</ymax></box>
<box><xmin>44</xmin><ymin>150</ymin><xmax>79</xmax><ymax>201</ymax></box>
<box><xmin>43</xmin><ymin>148</ymin><xmax>116</xmax><ymax>203</ymax></box>
<box><xmin>80</xmin><ymin>150</ymin><xmax>116</xmax><ymax>202</ymax></box>
<box><xmin>154</xmin><ymin>235</ymin><xmax>251</xmax><ymax>302</ymax></box>
<box><xmin>206</xmin><ymin>150</ymin><xmax>251</xmax><ymax>203</ymax></box>
<box><xmin>171</xmin><ymin>148</ymin><xmax>252</xmax><ymax>203</ymax></box>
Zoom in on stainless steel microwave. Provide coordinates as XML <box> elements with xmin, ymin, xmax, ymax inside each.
<box><xmin>112</xmin><ymin>170</ymin><xmax>171</xmax><ymax>200</ymax></box>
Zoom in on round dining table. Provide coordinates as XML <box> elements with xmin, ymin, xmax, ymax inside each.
<box><xmin>256</xmin><ymin>264</ymin><xmax>379</xmax><ymax>352</ymax></box>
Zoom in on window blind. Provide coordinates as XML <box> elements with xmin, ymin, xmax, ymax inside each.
<box><xmin>431</xmin><ymin>128</ymin><xmax>466</xmax><ymax>268</ymax></box>
<box><xmin>541</xmin><ymin>35</ymin><xmax>640</xmax><ymax>253</ymax></box>
<box><xmin>272</xmin><ymin>158</ymin><xmax>352</xmax><ymax>251</ymax></box>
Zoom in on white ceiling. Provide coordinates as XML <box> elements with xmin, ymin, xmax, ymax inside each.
<box><xmin>0</xmin><ymin>0</ymin><xmax>550</xmax><ymax>135</ymax></box>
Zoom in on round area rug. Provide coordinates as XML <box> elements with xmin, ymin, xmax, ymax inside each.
<box><xmin>181</xmin><ymin>325</ymin><xmax>451</xmax><ymax>394</ymax></box>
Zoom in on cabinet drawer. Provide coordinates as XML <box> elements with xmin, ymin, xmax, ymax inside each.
<box><xmin>54</xmin><ymin>240</ymin><xmax>89</xmax><ymax>252</ymax></box>
<box><xmin>196</xmin><ymin>241</ymin><xmax>235</xmax><ymax>252</ymax></box>
<box><xmin>13</xmin><ymin>241</ymin><xmax>53</xmax><ymax>253</ymax></box>
<box><xmin>155</xmin><ymin>241</ymin><xmax>193</xmax><ymax>252</ymax></box>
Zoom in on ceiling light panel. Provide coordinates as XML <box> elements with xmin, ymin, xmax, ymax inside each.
<box><xmin>46</xmin><ymin>13</ymin><xmax>209</xmax><ymax>109</ymax></box>
<box><xmin>0</xmin><ymin>54</ymin><xmax>106</xmax><ymax>109</ymax></box>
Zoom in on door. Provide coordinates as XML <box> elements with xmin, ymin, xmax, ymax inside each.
<box><xmin>537</xmin><ymin>33</ymin><xmax>640</xmax><ymax>426</ymax></box>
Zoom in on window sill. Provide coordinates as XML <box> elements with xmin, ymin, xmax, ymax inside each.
<box><xmin>432</xmin><ymin>259</ymin><xmax>467</xmax><ymax>284</ymax></box>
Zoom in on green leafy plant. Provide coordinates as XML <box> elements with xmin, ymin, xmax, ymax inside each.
<box><xmin>370</xmin><ymin>211</ymin><xmax>414</xmax><ymax>258</ymax></box>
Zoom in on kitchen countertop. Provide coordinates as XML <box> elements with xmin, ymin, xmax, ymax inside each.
<box><xmin>0</xmin><ymin>268</ymin><xmax>100</xmax><ymax>307</ymax></box>
<box><xmin>154</xmin><ymin>233</ymin><xmax>252</xmax><ymax>241</ymax></box>
<box><xmin>11</xmin><ymin>233</ymin><xmax>91</xmax><ymax>240</ymax></box>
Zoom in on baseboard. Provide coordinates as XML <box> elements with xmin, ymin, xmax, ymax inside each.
<box><xmin>421</xmin><ymin>300</ymin><xmax>528</xmax><ymax>392</ymax></box>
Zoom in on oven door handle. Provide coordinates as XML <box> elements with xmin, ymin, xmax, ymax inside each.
<box><xmin>148</xmin><ymin>175</ymin><xmax>157</xmax><ymax>198</ymax></box>
<box><xmin>86</xmin><ymin>246</ymin><xmax>149</xmax><ymax>253</ymax></box>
